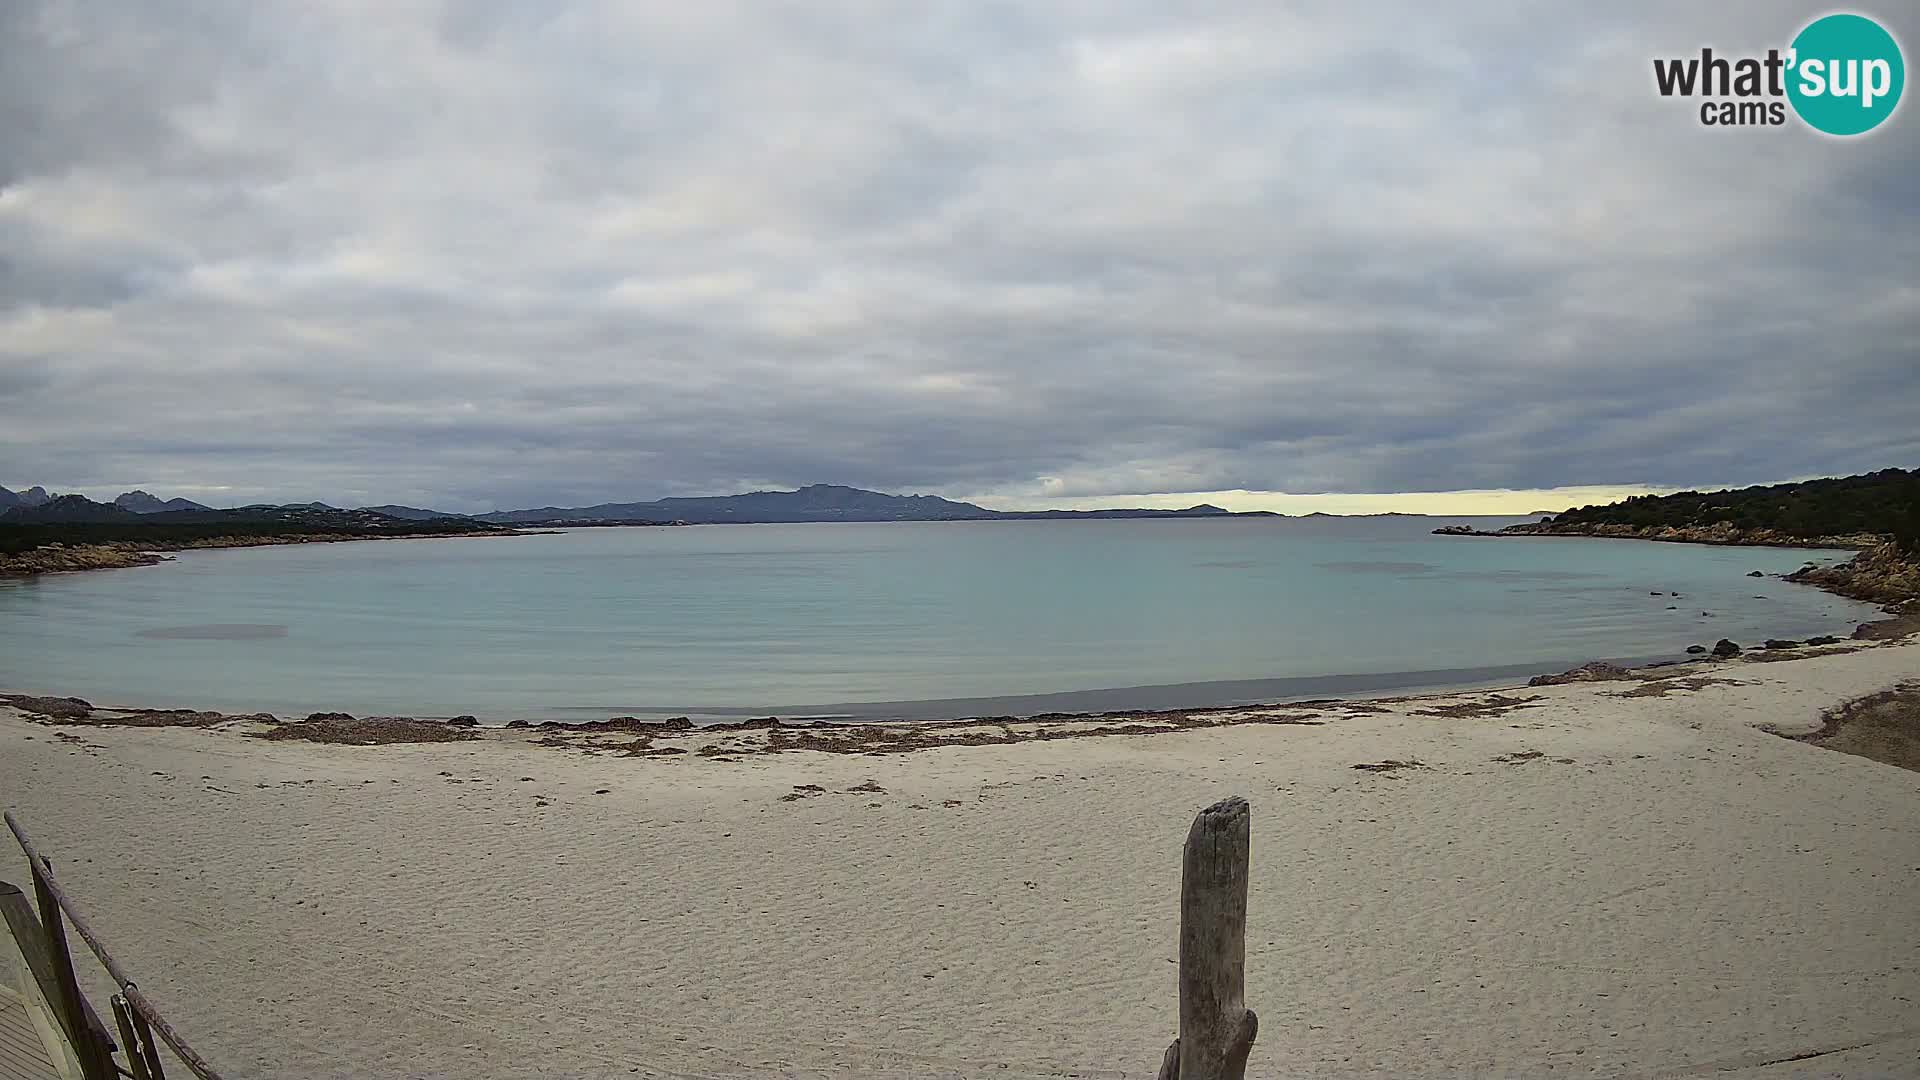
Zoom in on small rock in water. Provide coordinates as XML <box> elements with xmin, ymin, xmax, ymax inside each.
<box><xmin>1685</xmin><ymin>644</ymin><xmax>1708</xmax><ymax>654</ymax></box>
<box><xmin>1805</xmin><ymin>635</ymin><xmax>1841</xmax><ymax>646</ymax></box>
<box><xmin>446</xmin><ymin>715</ymin><xmax>479</xmax><ymax>727</ymax></box>
<box><xmin>1761</xmin><ymin>639</ymin><xmax>1801</xmax><ymax>650</ymax></box>
<box><xmin>1748</xmin><ymin>570</ymin><xmax>1765</xmax><ymax>577</ymax></box>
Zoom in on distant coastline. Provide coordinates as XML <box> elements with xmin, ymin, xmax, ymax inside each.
<box><xmin>0</xmin><ymin>527</ymin><xmax>553</xmax><ymax>577</ymax></box>
<box><xmin>1432</xmin><ymin>521</ymin><xmax>1884</xmax><ymax>549</ymax></box>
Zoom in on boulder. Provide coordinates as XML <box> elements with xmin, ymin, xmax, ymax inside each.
<box><xmin>1747</xmin><ymin>570</ymin><xmax>1765</xmax><ymax>577</ymax></box>
<box><xmin>446</xmin><ymin>714</ymin><xmax>479</xmax><ymax>727</ymax></box>
<box><xmin>1685</xmin><ymin>644</ymin><xmax>1708</xmax><ymax>654</ymax></box>
<box><xmin>1711</xmin><ymin>639</ymin><xmax>1742</xmax><ymax>657</ymax></box>
<box><xmin>505</xmin><ymin>719</ymin><xmax>530</xmax><ymax>729</ymax></box>
<box><xmin>1804</xmin><ymin>635</ymin><xmax>1841</xmax><ymax>646</ymax></box>
<box><xmin>1761</xmin><ymin>639</ymin><xmax>1801</xmax><ymax>650</ymax></box>
<box><xmin>1528</xmin><ymin>661</ymin><xmax>1634</xmax><ymax>686</ymax></box>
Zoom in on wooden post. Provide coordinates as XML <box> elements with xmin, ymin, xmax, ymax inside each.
<box><xmin>113</xmin><ymin>996</ymin><xmax>154</xmax><ymax>1080</ymax></box>
<box><xmin>1157</xmin><ymin>796</ymin><xmax>1257</xmax><ymax>1080</ymax></box>
<box><xmin>130</xmin><ymin>1003</ymin><xmax>170</xmax><ymax>1080</ymax></box>
<box><xmin>33</xmin><ymin>859</ymin><xmax>115</xmax><ymax>1080</ymax></box>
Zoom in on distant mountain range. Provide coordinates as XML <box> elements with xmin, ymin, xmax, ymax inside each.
<box><xmin>113</xmin><ymin>489</ymin><xmax>213</xmax><ymax>514</ymax></box>
<box><xmin>1</xmin><ymin>482</ymin><xmax>1281</xmax><ymax>526</ymax></box>
<box><xmin>0</xmin><ymin>486</ymin><xmax>52</xmax><ymax>511</ymax></box>
<box><xmin>469</xmin><ymin>485</ymin><xmax>1273</xmax><ymax>524</ymax></box>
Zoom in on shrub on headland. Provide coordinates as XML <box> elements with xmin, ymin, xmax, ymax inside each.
<box><xmin>1543</xmin><ymin>468</ymin><xmax>1919</xmax><ymax>545</ymax></box>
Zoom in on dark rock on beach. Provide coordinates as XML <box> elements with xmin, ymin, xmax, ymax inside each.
<box><xmin>1529</xmin><ymin>661</ymin><xmax>1634</xmax><ymax>686</ymax></box>
<box><xmin>1</xmin><ymin>694</ymin><xmax>95</xmax><ymax>718</ymax></box>
<box><xmin>1805</xmin><ymin>635</ymin><xmax>1841</xmax><ymax>646</ymax></box>
<box><xmin>255</xmin><ymin>715</ymin><xmax>477</xmax><ymax>746</ymax></box>
<box><xmin>1762</xmin><ymin>639</ymin><xmax>1802</xmax><ymax>650</ymax></box>
<box><xmin>1686</xmin><ymin>644</ymin><xmax>1708</xmax><ymax>654</ymax></box>
<box><xmin>505</xmin><ymin>719</ymin><xmax>530</xmax><ymax>728</ymax></box>
<box><xmin>536</xmin><ymin>715</ymin><xmax>697</xmax><ymax>734</ymax></box>
<box><xmin>446</xmin><ymin>714</ymin><xmax>479</xmax><ymax>727</ymax></box>
<box><xmin>1712</xmin><ymin>639</ymin><xmax>1742</xmax><ymax>657</ymax></box>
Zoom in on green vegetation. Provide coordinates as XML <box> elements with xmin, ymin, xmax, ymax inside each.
<box><xmin>0</xmin><ymin>516</ymin><xmax>505</xmax><ymax>557</ymax></box>
<box><xmin>1548</xmin><ymin>468</ymin><xmax>1920</xmax><ymax>553</ymax></box>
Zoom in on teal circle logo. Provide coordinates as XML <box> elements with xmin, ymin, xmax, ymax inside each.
<box><xmin>1787</xmin><ymin>13</ymin><xmax>1905</xmax><ymax>135</ymax></box>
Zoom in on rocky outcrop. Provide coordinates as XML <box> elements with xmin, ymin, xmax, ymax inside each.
<box><xmin>1784</xmin><ymin>542</ymin><xmax>1920</xmax><ymax>606</ymax></box>
<box><xmin>1712</xmin><ymin>639</ymin><xmax>1742</xmax><ymax>657</ymax></box>
<box><xmin>257</xmin><ymin>715</ymin><xmax>477</xmax><ymax>745</ymax></box>
<box><xmin>0</xmin><ymin>544</ymin><xmax>170</xmax><ymax>575</ymax></box>
<box><xmin>1</xmin><ymin>694</ymin><xmax>94</xmax><ymax>719</ymax></box>
<box><xmin>1492</xmin><ymin>520</ymin><xmax>1885</xmax><ymax>549</ymax></box>
<box><xmin>1528</xmin><ymin>661</ymin><xmax>1634</xmax><ymax>686</ymax></box>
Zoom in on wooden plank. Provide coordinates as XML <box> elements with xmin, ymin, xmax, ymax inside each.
<box><xmin>0</xmin><ymin>999</ymin><xmax>58</xmax><ymax>1080</ymax></box>
<box><xmin>0</xmin><ymin>886</ymin><xmax>110</xmax><ymax>1078</ymax></box>
<box><xmin>1156</xmin><ymin>797</ymin><xmax>1258</xmax><ymax>1080</ymax></box>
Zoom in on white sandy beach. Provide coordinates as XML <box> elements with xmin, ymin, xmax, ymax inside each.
<box><xmin>4</xmin><ymin>641</ymin><xmax>1919</xmax><ymax>1080</ymax></box>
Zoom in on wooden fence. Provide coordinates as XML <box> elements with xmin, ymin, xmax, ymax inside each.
<box><xmin>4</xmin><ymin>810</ymin><xmax>224</xmax><ymax>1080</ymax></box>
<box><xmin>6</xmin><ymin>796</ymin><xmax>1258</xmax><ymax>1080</ymax></box>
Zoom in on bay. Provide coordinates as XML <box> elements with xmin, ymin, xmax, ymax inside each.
<box><xmin>0</xmin><ymin>517</ymin><xmax>1874</xmax><ymax>721</ymax></box>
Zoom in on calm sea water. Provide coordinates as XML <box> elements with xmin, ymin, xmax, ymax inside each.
<box><xmin>0</xmin><ymin>518</ymin><xmax>1875</xmax><ymax>721</ymax></box>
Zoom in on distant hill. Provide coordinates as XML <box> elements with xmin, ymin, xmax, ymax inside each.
<box><xmin>114</xmin><ymin>490</ymin><xmax>213</xmax><ymax>514</ymax></box>
<box><xmin>998</xmin><ymin>503</ymin><xmax>1274</xmax><ymax>520</ymax></box>
<box><xmin>478</xmin><ymin>484</ymin><xmax>1003</xmax><ymax>524</ymax></box>
<box><xmin>1490</xmin><ymin>468</ymin><xmax>1920</xmax><ymax>552</ymax></box>
<box><xmin>475</xmin><ymin>484</ymin><xmax>1278</xmax><ymax>524</ymax></box>
<box><xmin>3</xmin><ymin>495</ymin><xmax>469</xmax><ymax>530</ymax></box>
<box><xmin>0</xmin><ymin>485</ymin><xmax>53</xmax><ymax>511</ymax></box>
<box><xmin>0</xmin><ymin>496</ymin><xmax>516</xmax><ymax>560</ymax></box>
<box><xmin>3</xmin><ymin>494</ymin><xmax>138</xmax><ymax>522</ymax></box>
<box><xmin>358</xmin><ymin>505</ymin><xmax>467</xmax><ymax>521</ymax></box>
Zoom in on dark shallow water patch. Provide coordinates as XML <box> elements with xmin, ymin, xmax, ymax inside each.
<box><xmin>135</xmin><ymin>623</ymin><xmax>290</xmax><ymax>640</ymax></box>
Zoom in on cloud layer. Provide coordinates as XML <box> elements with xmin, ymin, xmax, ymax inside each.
<box><xmin>2</xmin><ymin>1</ymin><xmax>1915</xmax><ymax>512</ymax></box>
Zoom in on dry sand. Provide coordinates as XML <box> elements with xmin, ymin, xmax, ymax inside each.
<box><xmin>4</xmin><ymin>641</ymin><xmax>1919</xmax><ymax>1079</ymax></box>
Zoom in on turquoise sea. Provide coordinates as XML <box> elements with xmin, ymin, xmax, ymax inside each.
<box><xmin>0</xmin><ymin>518</ymin><xmax>1875</xmax><ymax>721</ymax></box>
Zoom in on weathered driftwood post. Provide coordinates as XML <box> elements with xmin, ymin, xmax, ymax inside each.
<box><xmin>1157</xmin><ymin>796</ymin><xmax>1257</xmax><ymax>1080</ymax></box>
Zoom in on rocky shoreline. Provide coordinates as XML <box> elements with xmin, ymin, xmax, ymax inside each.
<box><xmin>1433</xmin><ymin>520</ymin><xmax>1886</xmax><ymax>548</ymax></box>
<box><xmin>0</xmin><ymin>528</ymin><xmax>545</xmax><ymax>576</ymax></box>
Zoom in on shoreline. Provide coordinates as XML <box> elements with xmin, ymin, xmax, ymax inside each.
<box><xmin>0</xmin><ymin>527</ymin><xmax>559</xmax><ymax>576</ymax></box>
<box><xmin>6</xmin><ymin>606</ymin><xmax>1910</xmax><ymax>747</ymax></box>
<box><xmin>2</xmin><ymin>545</ymin><xmax>1907</xmax><ymax>730</ymax></box>
<box><xmin>0</xmin><ymin>516</ymin><xmax>1889</xmax><ymax>579</ymax></box>
<box><xmin>4</xmin><ymin>634</ymin><xmax>1917</xmax><ymax>1078</ymax></box>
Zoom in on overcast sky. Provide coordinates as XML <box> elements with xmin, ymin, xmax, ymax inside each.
<box><xmin>2</xmin><ymin>1</ymin><xmax>1915</xmax><ymax>514</ymax></box>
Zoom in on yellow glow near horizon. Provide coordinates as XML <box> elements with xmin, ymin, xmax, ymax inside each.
<box><xmin>967</xmin><ymin>485</ymin><xmax>1676</xmax><ymax>517</ymax></box>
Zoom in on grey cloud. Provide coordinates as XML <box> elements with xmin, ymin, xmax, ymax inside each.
<box><xmin>0</xmin><ymin>0</ymin><xmax>1914</xmax><ymax>512</ymax></box>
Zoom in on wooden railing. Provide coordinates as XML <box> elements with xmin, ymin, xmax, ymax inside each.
<box><xmin>5</xmin><ymin>810</ymin><xmax>225</xmax><ymax>1080</ymax></box>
